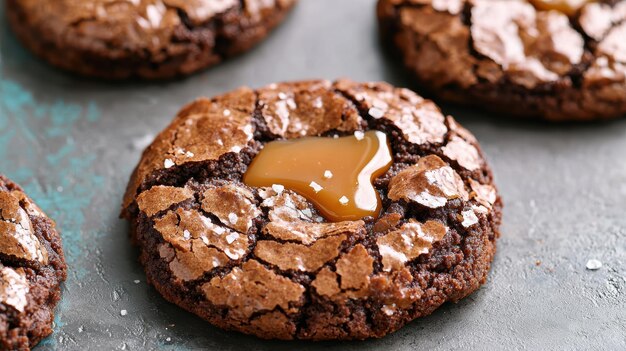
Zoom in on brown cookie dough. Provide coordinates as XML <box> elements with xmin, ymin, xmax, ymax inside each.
<box><xmin>0</xmin><ymin>175</ymin><xmax>67</xmax><ymax>350</ymax></box>
<box><xmin>6</xmin><ymin>0</ymin><xmax>296</xmax><ymax>79</ymax></box>
<box><xmin>377</xmin><ymin>0</ymin><xmax>626</xmax><ymax>121</ymax></box>
<box><xmin>121</xmin><ymin>79</ymin><xmax>502</xmax><ymax>340</ymax></box>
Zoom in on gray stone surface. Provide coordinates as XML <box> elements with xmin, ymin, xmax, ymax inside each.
<box><xmin>1</xmin><ymin>0</ymin><xmax>624</xmax><ymax>350</ymax></box>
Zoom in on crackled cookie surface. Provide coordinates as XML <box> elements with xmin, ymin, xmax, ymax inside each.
<box><xmin>377</xmin><ymin>0</ymin><xmax>626</xmax><ymax>121</ymax></box>
<box><xmin>0</xmin><ymin>175</ymin><xmax>67</xmax><ymax>350</ymax></box>
<box><xmin>121</xmin><ymin>80</ymin><xmax>502</xmax><ymax>340</ymax></box>
<box><xmin>6</xmin><ymin>0</ymin><xmax>296</xmax><ymax>79</ymax></box>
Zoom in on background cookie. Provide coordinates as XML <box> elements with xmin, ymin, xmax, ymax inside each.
<box><xmin>377</xmin><ymin>0</ymin><xmax>626</xmax><ymax>121</ymax></box>
<box><xmin>121</xmin><ymin>79</ymin><xmax>502</xmax><ymax>340</ymax></box>
<box><xmin>0</xmin><ymin>175</ymin><xmax>66</xmax><ymax>350</ymax></box>
<box><xmin>6</xmin><ymin>0</ymin><xmax>296</xmax><ymax>79</ymax></box>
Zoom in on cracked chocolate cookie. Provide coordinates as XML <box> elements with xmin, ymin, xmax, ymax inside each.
<box><xmin>0</xmin><ymin>175</ymin><xmax>67</xmax><ymax>350</ymax></box>
<box><xmin>6</xmin><ymin>0</ymin><xmax>296</xmax><ymax>79</ymax></box>
<box><xmin>121</xmin><ymin>79</ymin><xmax>502</xmax><ymax>340</ymax></box>
<box><xmin>377</xmin><ymin>0</ymin><xmax>626</xmax><ymax>121</ymax></box>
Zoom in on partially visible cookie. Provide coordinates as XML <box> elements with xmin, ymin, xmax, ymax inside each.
<box><xmin>0</xmin><ymin>175</ymin><xmax>66</xmax><ymax>350</ymax></box>
<box><xmin>377</xmin><ymin>0</ymin><xmax>626</xmax><ymax>121</ymax></box>
<box><xmin>6</xmin><ymin>0</ymin><xmax>296</xmax><ymax>79</ymax></box>
<box><xmin>121</xmin><ymin>79</ymin><xmax>502</xmax><ymax>340</ymax></box>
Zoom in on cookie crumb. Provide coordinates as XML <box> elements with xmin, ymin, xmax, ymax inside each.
<box><xmin>586</xmin><ymin>259</ymin><xmax>602</xmax><ymax>270</ymax></box>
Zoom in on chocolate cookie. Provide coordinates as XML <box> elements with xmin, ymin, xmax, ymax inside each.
<box><xmin>377</xmin><ymin>0</ymin><xmax>626</xmax><ymax>121</ymax></box>
<box><xmin>0</xmin><ymin>175</ymin><xmax>66</xmax><ymax>350</ymax></box>
<box><xmin>6</xmin><ymin>0</ymin><xmax>296</xmax><ymax>79</ymax></box>
<box><xmin>121</xmin><ymin>79</ymin><xmax>502</xmax><ymax>340</ymax></box>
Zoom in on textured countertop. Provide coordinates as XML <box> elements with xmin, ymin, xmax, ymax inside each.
<box><xmin>1</xmin><ymin>0</ymin><xmax>625</xmax><ymax>350</ymax></box>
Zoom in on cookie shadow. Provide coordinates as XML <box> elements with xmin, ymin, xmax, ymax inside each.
<box><xmin>145</xmin><ymin>287</ymin><xmax>488</xmax><ymax>351</ymax></box>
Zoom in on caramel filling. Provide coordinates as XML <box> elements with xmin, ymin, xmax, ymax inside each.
<box><xmin>529</xmin><ymin>0</ymin><xmax>593</xmax><ymax>15</ymax></box>
<box><xmin>244</xmin><ymin>131</ymin><xmax>393</xmax><ymax>222</ymax></box>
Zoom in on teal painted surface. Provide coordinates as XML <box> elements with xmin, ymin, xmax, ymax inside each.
<box><xmin>0</xmin><ymin>78</ymin><xmax>103</xmax><ymax>270</ymax></box>
<box><xmin>0</xmin><ymin>77</ymin><xmax>104</xmax><ymax>348</ymax></box>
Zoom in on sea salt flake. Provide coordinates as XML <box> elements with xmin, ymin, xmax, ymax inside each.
<box><xmin>120</xmin><ymin>310</ymin><xmax>128</xmax><ymax>316</ymax></box>
<box><xmin>278</xmin><ymin>92</ymin><xmax>288</xmax><ymax>99</ymax></box>
<box><xmin>309</xmin><ymin>181</ymin><xmax>323</xmax><ymax>193</ymax></box>
<box><xmin>133</xmin><ymin>280</ymin><xmax>140</xmax><ymax>284</ymax></box>
<box><xmin>213</xmin><ymin>226</ymin><xmax>226</xmax><ymax>235</ymax></box>
<box><xmin>323</xmin><ymin>170</ymin><xmax>333</xmax><ymax>179</ymax></box>
<box><xmin>368</xmin><ymin>107</ymin><xmax>385</xmax><ymax>119</ymax></box>
<box><xmin>286</xmin><ymin>98</ymin><xmax>297</xmax><ymax>110</ymax></box>
<box><xmin>185</xmin><ymin>151</ymin><xmax>194</xmax><ymax>157</ymax></box>
<box><xmin>223</xmin><ymin>109</ymin><xmax>231</xmax><ymax>116</ymax></box>
<box><xmin>373</xmin><ymin>100</ymin><xmax>389</xmax><ymax>110</ymax></box>
<box><xmin>339</xmin><ymin>196</ymin><xmax>349</xmax><ymax>205</ymax></box>
<box><xmin>381</xmin><ymin>305</ymin><xmax>395</xmax><ymax>316</ymax></box>
<box><xmin>313</xmin><ymin>97</ymin><xmax>323</xmax><ymax>108</ymax></box>
<box><xmin>164</xmin><ymin>159</ymin><xmax>175</xmax><ymax>168</ymax></box>
<box><xmin>228</xmin><ymin>213</ymin><xmax>238</xmax><ymax>224</ymax></box>
<box><xmin>225</xmin><ymin>249</ymin><xmax>239</xmax><ymax>260</ymax></box>
<box><xmin>183</xmin><ymin>230</ymin><xmax>191</xmax><ymax>240</ymax></box>
<box><xmin>461</xmin><ymin>210</ymin><xmax>479</xmax><ymax>228</ymax></box>
<box><xmin>271</xmin><ymin>184</ymin><xmax>284</xmax><ymax>194</ymax></box>
<box><xmin>243</xmin><ymin>124</ymin><xmax>254</xmax><ymax>138</ymax></box>
<box><xmin>225</xmin><ymin>232</ymin><xmax>239</xmax><ymax>244</ymax></box>
<box><xmin>301</xmin><ymin>208</ymin><xmax>313</xmax><ymax>218</ymax></box>
<box><xmin>586</xmin><ymin>259</ymin><xmax>602</xmax><ymax>270</ymax></box>
<box><xmin>354</xmin><ymin>131</ymin><xmax>365</xmax><ymax>140</ymax></box>
<box><xmin>231</xmin><ymin>146</ymin><xmax>242</xmax><ymax>153</ymax></box>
